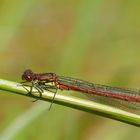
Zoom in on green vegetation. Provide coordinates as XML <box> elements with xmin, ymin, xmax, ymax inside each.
<box><xmin>0</xmin><ymin>0</ymin><xmax>140</xmax><ymax>140</ymax></box>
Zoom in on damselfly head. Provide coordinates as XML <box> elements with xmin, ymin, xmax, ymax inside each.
<box><xmin>22</xmin><ymin>69</ymin><xmax>33</xmax><ymax>81</ymax></box>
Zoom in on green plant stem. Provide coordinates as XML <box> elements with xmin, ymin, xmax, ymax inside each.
<box><xmin>0</xmin><ymin>79</ymin><xmax>140</xmax><ymax>127</ymax></box>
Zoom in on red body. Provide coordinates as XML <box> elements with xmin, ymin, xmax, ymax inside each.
<box><xmin>22</xmin><ymin>69</ymin><xmax>140</xmax><ymax>114</ymax></box>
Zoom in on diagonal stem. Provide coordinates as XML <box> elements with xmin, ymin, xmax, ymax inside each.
<box><xmin>0</xmin><ymin>79</ymin><xmax>140</xmax><ymax>127</ymax></box>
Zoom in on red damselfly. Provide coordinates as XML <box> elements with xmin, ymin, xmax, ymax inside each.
<box><xmin>21</xmin><ymin>69</ymin><xmax>140</xmax><ymax>113</ymax></box>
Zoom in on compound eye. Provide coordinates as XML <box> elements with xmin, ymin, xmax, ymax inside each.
<box><xmin>27</xmin><ymin>75</ymin><xmax>32</xmax><ymax>80</ymax></box>
<box><xmin>22</xmin><ymin>69</ymin><xmax>33</xmax><ymax>81</ymax></box>
<box><xmin>27</xmin><ymin>76</ymin><xmax>30</xmax><ymax>79</ymax></box>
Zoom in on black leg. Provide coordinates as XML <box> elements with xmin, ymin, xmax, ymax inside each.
<box><xmin>19</xmin><ymin>83</ymin><xmax>32</xmax><ymax>95</ymax></box>
<box><xmin>31</xmin><ymin>82</ymin><xmax>44</xmax><ymax>102</ymax></box>
<box><xmin>20</xmin><ymin>81</ymin><xmax>43</xmax><ymax>101</ymax></box>
<box><xmin>20</xmin><ymin>81</ymin><xmax>58</xmax><ymax>108</ymax></box>
<box><xmin>38</xmin><ymin>84</ymin><xmax>58</xmax><ymax>110</ymax></box>
<box><xmin>48</xmin><ymin>88</ymin><xmax>58</xmax><ymax>110</ymax></box>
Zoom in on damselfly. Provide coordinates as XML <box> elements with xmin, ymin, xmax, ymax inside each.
<box><xmin>21</xmin><ymin>69</ymin><xmax>140</xmax><ymax>114</ymax></box>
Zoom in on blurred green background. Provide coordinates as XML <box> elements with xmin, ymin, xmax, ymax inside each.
<box><xmin>0</xmin><ymin>0</ymin><xmax>140</xmax><ymax>140</ymax></box>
